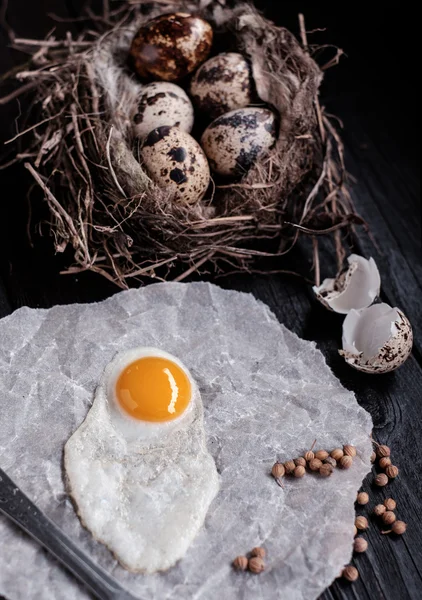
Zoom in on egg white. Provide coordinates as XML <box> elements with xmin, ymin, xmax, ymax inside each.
<box><xmin>64</xmin><ymin>347</ymin><xmax>219</xmax><ymax>573</ymax></box>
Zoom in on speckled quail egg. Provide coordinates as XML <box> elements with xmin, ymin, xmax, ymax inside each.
<box><xmin>340</xmin><ymin>303</ymin><xmax>413</xmax><ymax>374</ymax></box>
<box><xmin>313</xmin><ymin>254</ymin><xmax>381</xmax><ymax>314</ymax></box>
<box><xmin>132</xmin><ymin>82</ymin><xmax>194</xmax><ymax>139</ymax></box>
<box><xmin>190</xmin><ymin>52</ymin><xmax>253</xmax><ymax>118</ymax></box>
<box><xmin>201</xmin><ymin>107</ymin><xmax>277</xmax><ymax>178</ymax></box>
<box><xmin>140</xmin><ymin>126</ymin><xmax>210</xmax><ymax>205</ymax></box>
<box><xmin>130</xmin><ymin>13</ymin><xmax>213</xmax><ymax>82</ymax></box>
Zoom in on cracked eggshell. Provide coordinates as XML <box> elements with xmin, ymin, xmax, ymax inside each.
<box><xmin>130</xmin><ymin>13</ymin><xmax>213</xmax><ymax>82</ymax></box>
<box><xmin>132</xmin><ymin>82</ymin><xmax>194</xmax><ymax>139</ymax></box>
<box><xmin>190</xmin><ymin>52</ymin><xmax>253</xmax><ymax>118</ymax></box>
<box><xmin>201</xmin><ymin>107</ymin><xmax>277</xmax><ymax>178</ymax></box>
<box><xmin>341</xmin><ymin>303</ymin><xmax>413</xmax><ymax>374</ymax></box>
<box><xmin>140</xmin><ymin>126</ymin><xmax>210</xmax><ymax>205</ymax></box>
<box><xmin>313</xmin><ymin>254</ymin><xmax>381</xmax><ymax>314</ymax></box>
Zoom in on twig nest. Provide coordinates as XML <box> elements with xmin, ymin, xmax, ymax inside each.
<box><xmin>130</xmin><ymin>13</ymin><xmax>213</xmax><ymax>81</ymax></box>
<box><xmin>190</xmin><ymin>52</ymin><xmax>253</xmax><ymax>118</ymax></box>
<box><xmin>341</xmin><ymin>303</ymin><xmax>413</xmax><ymax>374</ymax></box>
<box><xmin>140</xmin><ymin>126</ymin><xmax>210</xmax><ymax>205</ymax></box>
<box><xmin>201</xmin><ymin>108</ymin><xmax>277</xmax><ymax>177</ymax></box>
<box><xmin>313</xmin><ymin>254</ymin><xmax>381</xmax><ymax>314</ymax></box>
<box><xmin>132</xmin><ymin>82</ymin><xmax>194</xmax><ymax>139</ymax></box>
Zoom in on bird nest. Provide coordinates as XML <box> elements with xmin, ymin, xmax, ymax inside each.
<box><xmin>2</xmin><ymin>0</ymin><xmax>362</xmax><ymax>287</ymax></box>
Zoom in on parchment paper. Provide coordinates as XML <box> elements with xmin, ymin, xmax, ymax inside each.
<box><xmin>0</xmin><ymin>282</ymin><xmax>373</xmax><ymax>600</ymax></box>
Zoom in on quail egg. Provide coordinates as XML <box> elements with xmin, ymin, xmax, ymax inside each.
<box><xmin>313</xmin><ymin>254</ymin><xmax>381</xmax><ymax>314</ymax></box>
<box><xmin>132</xmin><ymin>82</ymin><xmax>194</xmax><ymax>139</ymax></box>
<box><xmin>190</xmin><ymin>52</ymin><xmax>253</xmax><ymax>118</ymax></box>
<box><xmin>140</xmin><ymin>126</ymin><xmax>210</xmax><ymax>205</ymax></box>
<box><xmin>130</xmin><ymin>13</ymin><xmax>213</xmax><ymax>82</ymax></box>
<box><xmin>341</xmin><ymin>303</ymin><xmax>413</xmax><ymax>374</ymax></box>
<box><xmin>201</xmin><ymin>107</ymin><xmax>277</xmax><ymax>178</ymax></box>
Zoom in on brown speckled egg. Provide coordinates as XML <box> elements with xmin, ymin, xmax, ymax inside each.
<box><xmin>190</xmin><ymin>53</ymin><xmax>253</xmax><ymax>118</ymax></box>
<box><xmin>132</xmin><ymin>82</ymin><xmax>194</xmax><ymax>139</ymax></box>
<box><xmin>140</xmin><ymin>126</ymin><xmax>210</xmax><ymax>205</ymax></box>
<box><xmin>201</xmin><ymin>107</ymin><xmax>277</xmax><ymax>178</ymax></box>
<box><xmin>130</xmin><ymin>13</ymin><xmax>213</xmax><ymax>82</ymax></box>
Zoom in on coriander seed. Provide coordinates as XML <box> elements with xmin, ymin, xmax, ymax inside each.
<box><xmin>315</xmin><ymin>450</ymin><xmax>329</xmax><ymax>461</ymax></box>
<box><xmin>355</xmin><ymin>516</ymin><xmax>368</xmax><ymax>530</ymax></box>
<box><xmin>382</xmin><ymin>511</ymin><xmax>396</xmax><ymax>526</ymax></box>
<box><xmin>342</xmin><ymin>565</ymin><xmax>359</xmax><ymax>582</ymax></box>
<box><xmin>379</xmin><ymin>457</ymin><xmax>392</xmax><ymax>469</ymax></box>
<box><xmin>386</xmin><ymin>465</ymin><xmax>399</xmax><ymax>479</ymax></box>
<box><xmin>251</xmin><ymin>547</ymin><xmax>266</xmax><ymax>559</ymax></box>
<box><xmin>294</xmin><ymin>457</ymin><xmax>307</xmax><ymax>467</ymax></box>
<box><xmin>357</xmin><ymin>492</ymin><xmax>369</xmax><ymax>505</ymax></box>
<box><xmin>339</xmin><ymin>455</ymin><xmax>353</xmax><ymax>469</ymax></box>
<box><xmin>271</xmin><ymin>463</ymin><xmax>285</xmax><ymax>479</ymax></box>
<box><xmin>294</xmin><ymin>465</ymin><xmax>306</xmax><ymax>478</ymax></box>
<box><xmin>248</xmin><ymin>557</ymin><xmax>265</xmax><ymax>574</ymax></box>
<box><xmin>284</xmin><ymin>460</ymin><xmax>296</xmax><ymax>474</ymax></box>
<box><xmin>353</xmin><ymin>537</ymin><xmax>368</xmax><ymax>553</ymax></box>
<box><xmin>233</xmin><ymin>556</ymin><xmax>248</xmax><ymax>571</ymax></box>
<box><xmin>331</xmin><ymin>448</ymin><xmax>344</xmax><ymax>461</ymax></box>
<box><xmin>309</xmin><ymin>458</ymin><xmax>323</xmax><ymax>471</ymax></box>
<box><xmin>392</xmin><ymin>521</ymin><xmax>407</xmax><ymax>535</ymax></box>
<box><xmin>324</xmin><ymin>457</ymin><xmax>337</xmax><ymax>468</ymax></box>
<box><xmin>373</xmin><ymin>504</ymin><xmax>386</xmax><ymax>517</ymax></box>
<box><xmin>319</xmin><ymin>464</ymin><xmax>333</xmax><ymax>477</ymax></box>
<box><xmin>384</xmin><ymin>498</ymin><xmax>397</xmax><ymax>511</ymax></box>
<box><xmin>370</xmin><ymin>451</ymin><xmax>376</xmax><ymax>463</ymax></box>
<box><xmin>343</xmin><ymin>444</ymin><xmax>357</xmax><ymax>457</ymax></box>
<box><xmin>304</xmin><ymin>451</ymin><xmax>314</xmax><ymax>462</ymax></box>
<box><xmin>375</xmin><ymin>473</ymin><xmax>389</xmax><ymax>487</ymax></box>
<box><xmin>376</xmin><ymin>444</ymin><xmax>391</xmax><ymax>458</ymax></box>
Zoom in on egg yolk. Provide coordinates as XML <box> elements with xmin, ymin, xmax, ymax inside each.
<box><xmin>116</xmin><ymin>357</ymin><xmax>191</xmax><ymax>422</ymax></box>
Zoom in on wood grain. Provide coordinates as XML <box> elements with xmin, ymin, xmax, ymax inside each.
<box><xmin>0</xmin><ymin>2</ymin><xmax>420</xmax><ymax>600</ymax></box>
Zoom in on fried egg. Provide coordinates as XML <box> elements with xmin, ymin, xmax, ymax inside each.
<box><xmin>64</xmin><ymin>348</ymin><xmax>219</xmax><ymax>573</ymax></box>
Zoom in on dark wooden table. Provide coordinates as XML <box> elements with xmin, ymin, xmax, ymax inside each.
<box><xmin>0</xmin><ymin>2</ymin><xmax>421</xmax><ymax>599</ymax></box>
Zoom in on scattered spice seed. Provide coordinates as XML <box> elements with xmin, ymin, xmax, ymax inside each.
<box><xmin>375</xmin><ymin>473</ymin><xmax>389</xmax><ymax>487</ymax></box>
<box><xmin>354</xmin><ymin>525</ymin><xmax>358</xmax><ymax>536</ymax></box>
<box><xmin>315</xmin><ymin>450</ymin><xmax>329</xmax><ymax>461</ymax></box>
<box><xmin>331</xmin><ymin>448</ymin><xmax>344</xmax><ymax>461</ymax></box>
<box><xmin>391</xmin><ymin>521</ymin><xmax>407</xmax><ymax>535</ymax></box>
<box><xmin>304</xmin><ymin>450</ymin><xmax>314</xmax><ymax>462</ymax></box>
<box><xmin>339</xmin><ymin>455</ymin><xmax>353</xmax><ymax>469</ymax></box>
<box><xmin>248</xmin><ymin>557</ymin><xmax>265</xmax><ymax>574</ymax></box>
<box><xmin>233</xmin><ymin>556</ymin><xmax>248</xmax><ymax>571</ymax></box>
<box><xmin>379</xmin><ymin>457</ymin><xmax>392</xmax><ymax>469</ymax></box>
<box><xmin>294</xmin><ymin>465</ymin><xmax>306</xmax><ymax>478</ymax></box>
<box><xmin>376</xmin><ymin>445</ymin><xmax>391</xmax><ymax>458</ymax></box>
<box><xmin>284</xmin><ymin>460</ymin><xmax>296</xmax><ymax>474</ymax></box>
<box><xmin>309</xmin><ymin>458</ymin><xmax>323</xmax><ymax>471</ymax></box>
<box><xmin>356</xmin><ymin>492</ymin><xmax>369</xmax><ymax>505</ymax></box>
<box><xmin>271</xmin><ymin>463</ymin><xmax>285</xmax><ymax>479</ymax></box>
<box><xmin>355</xmin><ymin>516</ymin><xmax>369</xmax><ymax>530</ymax></box>
<box><xmin>386</xmin><ymin>465</ymin><xmax>399</xmax><ymax>479</ymax></box>
<box><xmin>319</xmin><ymin>464</ymin><xmax>333</xmax><ymax>477</ymax></box>
<box><xmin>370</xmin><ymin>451</ymin><xmax>377</xmax><ymax>463</ymax></box>
<box><xmin>294</xmin><ymin>457</ymin><xmax>307</xmax><ymax>467</ymax></box>
<box><xmin>353</xmin><ymin>537</ymin><xmax>368</xmax><ymax>553</ymax></box>
<box><xmin>384</xmin><ymin>498</ymin><xmax>397</xmax><ymax>511</ymax></box>
<box><xmin>251</xmin><ymin>547</ymin><xmax>266</xmax><ymax>559</ymax></box>
<box><xmin>343</xmin><ymin>445</ymin><xmax>357</xmax><ymax>457</ymax></box>
<box><xmin>342</xmin><ymin>566</ymin><xmax>359</xmax><ymax>582</ymax></box>
<box><xmin>324</xmin><ymin>457</ymin><xmax>337</xmax><ymax>468</ymax></box>
<box><xmin>382</xmin><ymin>511</ymin><xmax>396</xmax><ymax>526</ymax></box>
<box><xmin>373</xmin><ymin>504</ymin><xmax>386</xmax><ymax>517</ymax></box>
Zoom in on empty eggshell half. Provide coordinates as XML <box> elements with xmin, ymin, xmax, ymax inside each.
<box><xmin>313</xmin><ymin>254</ymin><xmax>381</xmax><ymax>314</ymax></box>
<box><xmin>132</xmin><ymin>82</ymin><xmax>194</xmax><ymax>139</ymax></box>
<box><xmin>341</xmin><ymin>303</ymin><xmax>413</xmax><ymax>374</ymax></box>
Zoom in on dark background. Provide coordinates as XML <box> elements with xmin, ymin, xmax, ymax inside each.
<box><xmin>0</xmin><ymin>2</ymin><xmax>421</xmax><ymax>600</ymax></box>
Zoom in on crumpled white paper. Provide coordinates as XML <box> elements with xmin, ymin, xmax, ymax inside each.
<box><xmin>0</xmin><ymin>282</ymin><xmax>372</xmax><ymax>600</ymax></box>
